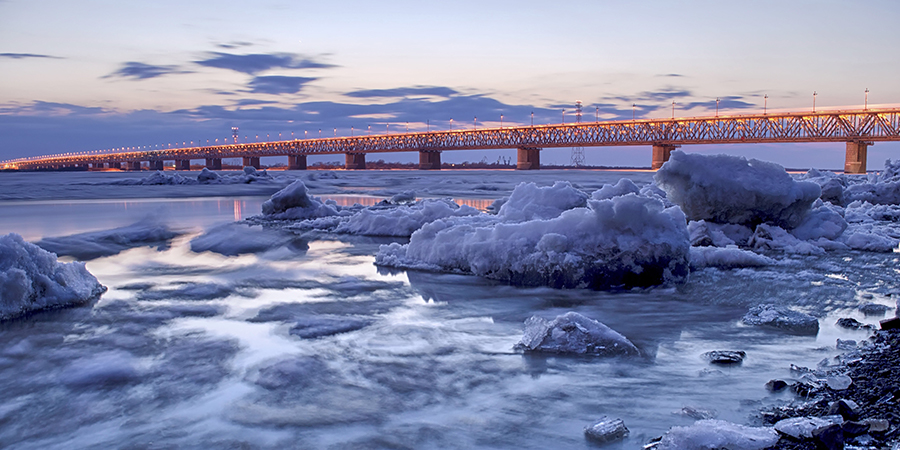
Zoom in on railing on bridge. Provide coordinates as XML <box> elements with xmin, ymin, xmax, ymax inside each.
<box><xmin>4</xmin><ymin>107</ymin><xmax>900</xmax><ymax>173</ymax></box>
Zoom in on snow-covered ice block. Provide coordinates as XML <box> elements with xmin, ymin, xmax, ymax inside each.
<box><xmin>376</xmin><ymin>193</ymin><xmax>690</xmax><ymax>289</ymax></box>
<box><xmin>0</xmin><ymin>233</ymin><xmax>106</xmax><ymax>320</ymax></box>
<box><xmin>333</xmin><ymin>199</ymin><xmax>480</xmax><ymax>237</ymax></box>
<box><xmin>591</xmin><ymin>178</ymin><xmax>640</xmax><ymax>201</ymax></box>
<box><xmin>260</xmin><ymin>180</ymin><xmax>339</xmax><ymax>220</ymax></box>
<box><xmin>514</xmin><ymin>312</ymin><xmax>639</xmax><ymax>356</ymax></box>
<box><xmin>584</xmin><ymin>416</ymin><xmax>629</xmax><ymax>443</ymax></box>
<box><xmin>190</xmin><ymin>223</ymin><xmax>307</xmax><ymax>256</ymax></box>
<box><xmin>790</xmin><ymin>200</ymin><xmax>847</xmax><ymax>241</ymax></box>
<box><xmin>497</xmin><ymin>181</ymin><xmax>588</xmax><ymax>222</ymax></box>
<box><xmin>742</xmin><ymin>304</ymin><xmax>819</xmax><ymax>335</ymax></box>
<box><xmin>655</xmin><ymin>151</ymin><xmax>820</xmax><ymax>228</ymax></box>
<box><xmin>690</xmin><ymin>246</ymin><xmax>774</xmax><ymax>269</ymax></box>
<box><xmin>749</xmin><ymin>224</ymin><xmax>826</xmax><ymax>255</ymax></box>
<box><xmin>35</xmin><ymin>222</ymin><xmax>180</xmax><ymax>260</ymax></box>
<box><xmin>657</xmin><ymin>419</ymin><xmax>779</xmax><ymax>450</ymax></box>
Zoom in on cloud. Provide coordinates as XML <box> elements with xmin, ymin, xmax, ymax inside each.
<box><xmin>194</xmin><ymin>52</ymin><xmax>335</xmax><ymax>74</ymax></box>
<box><xmin>233</xmin><ymin>99</ymin><xmax>278</xmax><ymax>106</ymax></box>
<box><xmin>0</xmin><ymin>101</ymin><xmax>107</xmax><ymax>116</ymax></box>
<box><xmin>0</xmin><ymin>52</ymin><xmax>62</xmax><ymax>59</ymax></box>
<box><xmin>217</xmin><ymin>41</ymin><xmax>254</xmax><ymax>49</ymax></box>
<box><xmin>247</xmin><ymin>76</ymin><xmax>317</xmax><ymax>94</ymax></box>
<box><xmin>681</xmin><ymin>96</ymin><xmax>756</xmax><ymax>111</ymax></box>
<box><xmin>105</xmin><ymin>62</ymin><xmax>187</xmax><ymax>80</ymax></box>
<box><xmin>345</xmin><ymin>86</ymin><xmax>459</xmax><ymax>98</ymax></box>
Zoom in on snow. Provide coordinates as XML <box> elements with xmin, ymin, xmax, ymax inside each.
<box><xmin>110</xmin><ymin>167</ymin><xmax>283</xmax><ymax>186</ymax></box>
<box><xmin>789</xmin><ymin>200</ymin><xmax>847</xmax><ymax>241</ymax></box>
<box><xmin>0</xmin><ymin>233</ymin><xmax>106</xmax><ymax>320</ymax></box>
<box><xmin>389</xmin><ymin>190</ymin><xmax>417</xmax><ymax>204</ymax></box>
<box><xmin>376</xmin><ymin>191</ymin><xmax>690</xmax><ymax>289</ymax></box>
<box><xmin>515</xmin><ymin>312</ymin><xmax>639</xmax><ymax>356</ymax></box>
<box><xmin>741</xmin><ymin>304</ymin><xmax>819</xmax><ymax>335</ymax></box>
<box><xmin>655</xmin><ymin>151</ymin><xmax>821</xmax><ymax>228</ymax></box>
<box><xmin>259</xmin><ymin>180</ymin><xmax>340</xmax><ymax>220</ymax></box>
<box><xmin>496</xmin><ymin>181</ymin><xmax>589</xmax><ymax>222</ymax></box>
<box><xmin>657</xmin><ymin>419</ymin><xmax>779</xmax><ymax>450</ymax></box>
<box><xmin>689</xmin><ymin>246</ymin><xmax>775</xmax><ymax>269</ymax></box>
<box><xmin>331</xmin><ymin>199</ymin><xmax>480</xmax><ymax>237</ymax></box>
<box><xmin>35</xmin><ymin>221</ymin><xmax>181</xmax><ymax>260</ymax></box>
<box><xmin>591</xmin><ymin>178</ymin><xmax>640</xmax><ymax>201</ymax></box>
<box><xmin>190</xmin><ymin>223</ymin><xmax>307</xmax><ymax>256</ymax></box>
<box><xmin>748</xmin><ymin>224</ymin><xmax>826</xmax><ymax>255</ymax></box>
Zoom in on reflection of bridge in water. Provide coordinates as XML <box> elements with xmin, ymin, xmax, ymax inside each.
<box><xmin>4</xmin><ymin>107</ymin><xmax>900</xmax><ymax>174</ymax></box>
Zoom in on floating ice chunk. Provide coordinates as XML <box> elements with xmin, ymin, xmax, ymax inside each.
<box><xmin>515</xmin><ymin>312</ymin><xmax>639</xmax><ymax>356</ymax></box>
<box><xmin>497</xmin><ymin>181</ymin><xmax>589</xmax><ymax>222</ymax></box>
<box><xmin>655</xmin><ymin>151</ymin><xmax>820</xmax><ymax>228</ymax></box>
<box><xmin>841</xmin><ymin>227</ymin><xmax>899</xmax><ymax>252</ymax></box>
<box><xmin>826</xmin><ymin>374</ymin><xmax>852</xmax><ymax>390</ymax></box>
<box><xmin>749</xmin><ymin>224</ymin><xmax>826</xmax><ymax>255</ymax></box>
<box><xmin>190</xmin><ymin>222</ymin><xmax>307</xmax><ymax>256</ymax></box>
<box><xmin>742</xmin><ymin>304</ymin><xmax>819</xmax><ymax>335</ymax></box>
<box><xmin>773</xmin><ymin>416</ymin><xmax>843</xmax><ymax>439</ymax></box>
<box><xmin>111</xmin><ymin>170</ymin><xmax>199</xmax><ymax>185</ymax></box>
<box><xmin>333</xmin><ymin>199</ymin><xmax>480</xmax><ymax>237</ymax></box>
<box><xmin>690</xmin><ymin>246</ymin><xmax>774</xmax><ymax>269</ymax></box>
<box><xmin>0</xmin><ymin>233</ymin><xmax>106</xmax><ymax>321</ymax></box>
<box><xmin>843</xmin><ymin>159</ymin><xmax>900</xmax><ymax>205</ymax></box>
<box><xmin>389</xmin><ymin>190</ymin><xmax>416</xmax><ymax>204</ymax></box>
<box><xmin>35</xmin><ymin>221</ymin><xmax>180</xmax><ymax>260</ymax></box>
<box><xmin>657</xmin><ymin>419</ymin><xmax>779</xmax><ymax>450</ymax></box>
<box><xmin>197</xmin><ymin>167</ymin><xmax>219</xmax><ymax>183</ymax></box>
<box><xmin>790</xmin><ymin>200</ymin><xmax>847</xmax><ymax>241</ymax></box>
<box><xmin>584</xmin><ymin>416</ymin><xmax>629</xmax><ymax>444</ymax></box>
<box><xmin>260</xmin><ymin>180</ymin><xmax>340</xmax><ymax>220</ymax></box>
<box><xmin>592</xmin><ymin>178</ymin><xmax>640</xmax><ymax>201</ymax></box>
<box><xmin>377</xmin><ymin>193</ymin><xmax>690</xmax><ymax>289</ymax></box>
<box><xmin>485</xmin><ymin>197</ymin><xmax>508</xmax><ymax>214</ymax></box>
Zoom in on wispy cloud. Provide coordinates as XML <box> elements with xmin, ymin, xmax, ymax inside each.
<box><xmin>346</xmin><ymin>86</ymin><xmax>459</xmax><ymax>98</ymax></box>
<box><xmin>194</xmin><ymin>52</ymin><xmax>335</xmax><ymax>74</ymax></box>
<box><xmin>104</xmin><ymin>62</ymin><xmax>187</xmax><ymax>80</ymax></box>
<box><xmin>217</xmin><ymin>41</ymin><xmax>254</xmax><ymax>50</ymax></box>
<box><xmin>0</xmin><ymin>52</ymin><xmax>62</xmax><ymax>59</ymax></box>
<box><xmin>248</xmin><ymin>75</ymin><xmax>317</xmax><ymax>94</ymax></box>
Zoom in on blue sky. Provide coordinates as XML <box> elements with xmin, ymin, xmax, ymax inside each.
<box><xmin>2</xmin><ymin>0</ymin><xmax>899</xmax><ymax>169</ymax></box>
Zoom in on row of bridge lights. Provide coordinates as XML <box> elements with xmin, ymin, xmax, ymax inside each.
<box><xmin>6</xmin><ymin>90</ymin><xmax>877</xmax><ymax>164</ymax></box>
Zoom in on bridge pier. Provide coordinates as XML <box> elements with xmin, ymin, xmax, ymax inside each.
<box><xmin>288</xmin><ymin>155</ymin><xmax>307</xmax><ymax>170</ymax></box>
<box><xmin>176</xmin><ymin>159</ymin><xmax>191</xmax><ymax>171</ymax></box>
<box><xmin>128</xmin><ymin>162</ymin><xmax>142</xmax><ymax>171</ymax></box>
<box><xmin>651</xmin><ymin>144</ymin><xmax>679</xmax><ymax>170</ymax></box>
<box><xmin>516</xmin><ymin>147</ymin><xmax>541</xmax><ymax>170</ymax></box>
<box><xmin>149</xmin><ymin>160</ymin><xmax>164</xmax><ymax>171</ymax></box>
<box><xmin>242</xmin><ymin>157</ymin><xmax>260</xmax><ymax>169</ymax></box>
<box><xmin>418</xmin><ymin>151</ymin><xmax>441</xmax><ymax>170</ymax></box>
<box><xmin>91</xmin><ymin>163</ymin><xmax>104</xmax><ymax>170</ymax></box>
<box><xmin>844</xmin><ymin>141</ymin><xmax>871</xmax><ymax>174</ymax></box>
<box><xmin>205</xmin><ymin>158</ymin><xmax>222</xmax><ymax>170</ymax></box>
<box><xmin>111</xmin><ymin>162</ymin><xmax>123</xmax><ymax>170</ymax></box>
<box><xmin>345</xmin><ymin>153</ymin><xmax>366</xmax><ymax>170</ymax></box>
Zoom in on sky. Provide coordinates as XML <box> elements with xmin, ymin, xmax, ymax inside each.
<box><xmin>1</xmin><ymin>0</ymin><xmax>899</xmax><ymax>169</ymax></box>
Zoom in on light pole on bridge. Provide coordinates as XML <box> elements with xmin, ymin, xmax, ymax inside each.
<box><xmin>865</xmin><ymin>88</ymin><xmax>869</xmax><ymax>110</ymax></box>
<box><xmin>671</xmin><ymin>101</ymin><xmax>676</xmax><ymax>119</ymax></box>
<box><xmin>764</xmin><ymin>94</ymin><xmax>768</xmax><ymax>115</ymax></box>
<box><xmin>562</xmin><ymin>109</ymin><xmax>565</xmax><ymax>124</ymax></box>
<box><xmin>813</xmin><ymin>91</ymin><xmax>817</xmax><ymax>113</ymax></box>
<box><xmin>716</xmin><ymin>97</ymin><xmax>720</xmax><ymax>117</ymax></box>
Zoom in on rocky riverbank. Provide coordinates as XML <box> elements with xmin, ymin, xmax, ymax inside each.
<box><xmin>758</xmin><ymin>321</ymin><xmax>900</xmax><ymax>449</ymax></box>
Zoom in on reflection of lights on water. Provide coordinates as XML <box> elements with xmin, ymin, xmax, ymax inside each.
<box><xmin>234</xmin><ymin>200</ymin><xmax>242</xmax><ymax>221</ymax></box>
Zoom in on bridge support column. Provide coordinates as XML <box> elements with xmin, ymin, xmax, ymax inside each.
<box><xmin>418</xmin><ymin>151</ymin><xmax>441</xmax><ymax>170</ymax></box>
<box><xmin>176</xmin><ymin>159</ymin><xmax>191</xmax><ymax>171</ymax></box>
<box><xmin>844</xmin><ymin>141</ymin><xmax>870</xmax><ymax>174</ymax></box>
<box><xmin>651</xmin><ymin>144</ymin><xmax>679</xmax><ymax>170</ymax></box>
<box><xmin>150</xmin><ymin>160</ymin><xmax>164</xmax><ymax>171</ymax></box>
<box><xmin>345</xmin><ymin>153</ymin><xmax>366</xmax><ymax>170</ymax></box>
<box><xmin>91</xmin><ymin>163</ymin><xmax>104</xmax><ymax>170</ymax></box>
<box><xmin>516</xmin><ymin>147</ymin><xmax>541</xmax><ymax>170</ymax></box>
<box><xmin>205</xmin><ymin>158</ymin><xmax>222</xmax><ymax>170</ymax></box>
<box><xmin>242</xmin><ymin>157</ymin><xmax>260</xmax><ymax>169</ymax></box>
<box><xmin>288</xmin><ymin>155</ymin><xmax>307</xmax><ymax>170</ymax></box>
<box><xmin>129</xmin><ymin>162</ymin><xmax>141</xmax><ymax>171</ymax></box>
<box><xmin>111</xmin><ymin>162</ymin><xmax>123</xmax><ymax>170</ymax></box>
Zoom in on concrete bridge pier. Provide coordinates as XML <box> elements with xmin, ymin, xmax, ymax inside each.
<box><xmin>844</xmin><ymin>141</ymin><xmax>871</xmax><ymax>174</ymax></box>
<box><xmin>242</xmin><ymin>157</ymin><xmax>260</xmax><ymax>169</ymax></box>
<box><xmin>345</xmin><ymin>153</ymin><xmax>366</xmax><ymax>170</ymax></box>
<box><xmin>516</xmin><ymin>147</ymin><xmax>541</xmax><ymax>170</ymax></box>
<box><xmin>288</xmin><ymin>155</ymin><xmax>307</xmax><ymax>170</ymax></box>
<box><xmin>418</xmin><ymin>150</ymin><xmax>441</xmax><ymax>170</ymax></box>
<box><xmin>111</xmin><ymin>162</ymin><xmax>123</xmax><ymax>170</ymax></box>
<box><xmin>205</xmin><ymin>158</ymin><xmax>222</xmax><ymax>170</ymax></box>
<box><xmin>149</xmin><ymin>160</ymin><xmax>164</xmax><ymax>171</ymax></box>
<box><xmin>176</xmin><ymin>159</ymin><xmax>191</xmax><ymax>171</ymax></box>
<box><xmin>91</xmin><ymin>162</ymin><xmax>105</xmax><ymax>170</ymax></box>
<box><xmin>651</xmin><ymin>144</ymin><xmax>680</xmax><ymax>169</ymax></box>
<box><xmin>128</xmin><ymin>162</ymin><xmax>141</xmax><ymax>171</ymax></box>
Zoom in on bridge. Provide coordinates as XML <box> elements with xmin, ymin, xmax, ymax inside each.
<box><xmin>3</xmin><ymin>107</ymin><xmax>900</xmax><ymax>174</ymax></box>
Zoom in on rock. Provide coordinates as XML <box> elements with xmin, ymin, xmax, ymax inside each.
<box><xmin>811</xmin><ymin>423</ymin><xmax>844</xmax><ymax>450</ymax></box>
<box><xmin>703</xmin><ymin>350</ymin><xmax>746</xmax><ymax>365</ymax></box>
<box><xmin>774</xmin><ymin>416</ymin><xmax>842</xmax><ymax>439</ymax></box>
<box><xmin>826</xmin><ymin>374</ymin><xmax>852</xmax><ymax>390</ymax></box>
<box><xmin>836</xmin><ymin>318</ymin><xmax>871</xmax><ymax>330</ymax></box>
<box><xmin>766</xmin><ymin>379</ymin><xmax>788</xmax><ymax>392</ymax></box>
<box><xmin>860</xmin><ymin>302</ymin><xmax>890</xmax><ymax>316</ymax></box>
<box><xmin>880</xmin><ymin>317</ymin><xmax>900</xmax><ymax>330</ymax></box>
<box><xmin>678</xmin><ymin>406</ymin><xmax>717</xmax><ymax>420</ymax></box>
<box><xmin>841</xmin><ymin>421</ymin><xmax>870</xmax><ymax>437</ymax></box>
<box><xmin>515</xmin><ymin>312</ymin><xmax>639</xmax><ymax>356</ymax></box>
<box><xmin>742</xmin><ymin>304</ymin><xmax>819</xmax><ymax>335</ymax></box>
<box><xmin>864</xmin><ymin>418</ymin><xmax>890</xmax><ymax>433</ymax></box>
<box><xmin>836</xmin><ymin>339</ymin><xmax>857</xmax><ymax>350</ymax></box>
<box><xmin>827</xmin><ymin>399</ymin><xmax>861</xmax><ymax>421</ymax></box>
<box><xmin>583</xmin><ymin>416</ymin><xmax>629</xmax><ymax>444</ymax></box>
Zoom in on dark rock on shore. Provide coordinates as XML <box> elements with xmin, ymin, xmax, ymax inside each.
<box><xmin>704</xmin><ymin>350</ymin><xmax>746</xmax><ymax>365</ymax></box>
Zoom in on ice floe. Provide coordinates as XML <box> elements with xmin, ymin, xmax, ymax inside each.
<box><xmin>741</xmin><ymin>304</ymin><xmax>819</xmax><ymax>335</ymax></box>
<box><xmin>656</xmin><ymin>419</ymin><xmax>779</xmax><ymax>450</ymax></box>
<box><xmin>0</xmin><ymin>233</ymin><xmax>106</xmax><ymax>320</ymax></box>
<box><xmin>35</xmin><ymin>221</ymin><xmax>181</xmax><ymax>260</ymax></box>
<box><xmin>515</xmin><ymin>312</ymin><xmax>639</xmax><ymax>356</ymax></box>
<box><xmin>111</xmin><ymin>167</ymin><xmax>284</xmax><ymax>186</ymax></box>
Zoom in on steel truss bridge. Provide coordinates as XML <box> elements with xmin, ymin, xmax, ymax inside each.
<box><xmin>4</xmin><ymin>107</ymin><xmax>900</xmax><ymax>173</ymax></box>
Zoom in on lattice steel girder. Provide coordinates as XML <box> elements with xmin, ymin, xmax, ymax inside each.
<box><xmin>8</xmin><ymin>108</ymin><xmax>900</xmax><ymax>169</ymax></box>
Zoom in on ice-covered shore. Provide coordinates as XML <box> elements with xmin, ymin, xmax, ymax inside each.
<box><xmin>0</xmin><ymin>233</ymin><xmax>106</xmax><ymax>320</ymax></box>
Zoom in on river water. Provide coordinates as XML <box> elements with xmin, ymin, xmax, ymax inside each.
<box><xmin>0</xmin><ymin>170</ymin><xmax>897</xmax><ymax>449</ymax></box>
